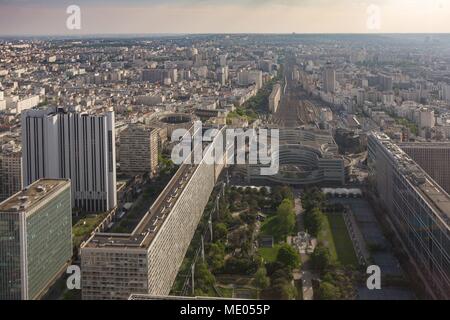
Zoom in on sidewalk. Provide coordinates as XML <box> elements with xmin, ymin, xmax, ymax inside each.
<box><xmin>294</xmin><ymin>193</ymin><xmax>314</xmax><ymax>300</ymax></box>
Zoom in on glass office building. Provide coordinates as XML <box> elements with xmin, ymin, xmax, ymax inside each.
<box><xmin>368</xmin><ymin>133</ymin><xmax>450</xmax><ymax>300</ymax></box>
<box><xmin>0</xmin><ymin>179</ymin><xmax>72</xmax><ymax>300</ymax></box>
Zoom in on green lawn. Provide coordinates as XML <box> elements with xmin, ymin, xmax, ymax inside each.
<box><xmin>73</xmin><ymin>214</ymin><xmax>107</xmax><ymax>247</ymax></box>
<box><xmin>319</xmin><ymin>214</ymin><xmax>358</xmax><ymax>266</ymax></box>
<box><xmin>260</xmin><ymin>216</ymin><xmax>285</xmax><ymax>243</ymax></box>
<box><xmin>258</xmin><ymin>245</ymin><xmax>281</xmax><ymax>263</ymax></box>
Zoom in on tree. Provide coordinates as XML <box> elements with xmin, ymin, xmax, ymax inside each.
<box><xmin>241</xmin><ymin>211</ymin><xmax>257</xmax><ymax>225</ymax></box>
<box><xmin>276</xmin><ymin>199</ymin><xmax>296</xmax><ymax>238</ymax></box>
<box><xmin>271</xmin><ymin>186</ymin><xmax>294</xmax><ymax>207</ymax></box>
<box><xmin>253</xmin><ymin>267</ymin><xmax>270</xmax><ymax>291</ymax></box>
<box><xmin>213</xmin><ymin>223</ymin><xmax>228</xmax><ymax>242</ymax></box>
<box><xmin>207</xmin><ymin>243</ymin><xmax>226</xmax><ymax>272</ymax></box>
<box><xmin>301</xmin><ymin>188</ymin><xmax>325</xmax><ymax>212</ymax></box>
<box><xmin>276</xmin><ymin>244</ymin><xmax>300</xmax><ymax>270</ymax></box>
<box><xmin>318</xmin><ymin>281</ymin><xmax>341</xmax><ymax>300</ymax></box>
<box><xmin>259</xmin><ymin>187</ymin><xmax>268</xmax><ymax>197</ymax></box>
<box><xmin>194</xmin><ymin>262</ymin><xmax>216</xmax><ymax>294</ymax></box>
<box><xmin>223</xmin><ymin>257</ymin><xmax>258</xmax><ymax>275</ymax></box>
<box><xmin>311</xmin><ymin>245</ymin><xmax>332</xmax><ymax>273</ymax></box>
<box><xmin>303</xmin><ymin>207</ymin><xmax>325</xmax><ymax>237</ymax></box>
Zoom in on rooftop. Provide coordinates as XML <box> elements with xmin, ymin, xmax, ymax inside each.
<box><xmin>82</xmin><ymin>126</ymin><xmax>222</xmax><ymax>250</ymax></box>
<box><xmin>83</xmin><ymin>163</ymin><xmax>198</xmax><ymax>249</ymax></box>
<box><xmin>0</xmin><ymin>179</ymin><xmax>70</xmax><ymax>213</ymax></box>
<box><xmin>373</xmin><ymin>132</ymin><xmax>450</xmax><ymax>225</ymax></box>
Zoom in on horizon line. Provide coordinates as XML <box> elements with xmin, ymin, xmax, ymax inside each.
<box><xmin>2</xmin><ymin>32</ymin><xmax>450</xmax><ymax>39</ymax></box>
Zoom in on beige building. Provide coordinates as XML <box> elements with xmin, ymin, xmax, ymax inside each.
<box><xmin>119</xmin><ymin>125</ymin><xmax>159</xmax><ymax>177</ymax></box>
<box><xmin>269</xmin><ymin>83</ymin><xmax>281</xmax><ymax>113</ymax></box>
<box><xmin>81</xmin><ymin>126</ymin><xmax>226</xmax><ymax>300</ymax></box>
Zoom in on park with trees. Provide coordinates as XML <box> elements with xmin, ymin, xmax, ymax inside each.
<box><xmin>172</xmin><ymin>184</ymin><xmax>301</xmax><ymax>299</ymax></box>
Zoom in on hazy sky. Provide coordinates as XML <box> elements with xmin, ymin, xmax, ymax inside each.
<box><xmin>0</xmin><ymin>0</ymin><xmax>449</xmax><ymax>35</ymax></box>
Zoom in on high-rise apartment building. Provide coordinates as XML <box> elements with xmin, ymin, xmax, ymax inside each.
<box><xmin>323</xmin><ymin>62</ymin><xmax>336</xmax><ymax>93</ymax></box>
<box><xmin>119</xmin><ymin>125</ymin><xmax>159</xmax><ymax>177</ymax></box>
<box><xmin>368</xmin><ymin>132</ymin><xmax>450</xmax><ymax>300</ymax></box>
<box><xmin>0</xmin><ymin>179</ymin><xmax>72</xmax><ymax>300</ymax></box>
<box><xmin>21</xmin><ymin>107</ymin><xmax>117</xmax><ymax>212</ymax></box>
<box><xmin>80</xmin><ymin>127</ymin><xmax>226</xmax><ymax>300</ymax></box>
<box><xmin>399</xmin><ymin>142</ymin><xmax>450</xmax><ymax>195</ymax></box>
<box><xmin>379</xmin><ymin>74</ymin><xmax>393</xmax><ymax>91</ymax></box>
<box><xmin>142</xmin><ymin>68</ymin><xmax>177</xmax><ymax>84</ymax></box>
<box><xmin>0</xmin><ymin>144</ymin><xmax>22</xmax><ymax>202</ymax></box>
<box><xmin>237</xmin><ymin>70</ymin><xmax>263</xmax><ymax>90</ymax></box>
<box><xmin>442</xmin><ymin>83</ymin><xmax>450</xmax><ymax>102</ymax></box>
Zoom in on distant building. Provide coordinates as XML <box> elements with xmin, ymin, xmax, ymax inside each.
<box><xmin>0</xmin><ymin>145</ymin><xmax>22</xmax><ymax>202</ymax></box>
<box><xmin>379</xmin><ymin>74</ymin><xmax>393</xmax><ymax>91</ymax></box>
<box><xmin>418</xmin><ymin>108</ymin><xmax>435</xmax><ymax>129</ymax></box>
<box><xmin>21</xmin><ymin>107</ymin><xmax>117</xmax><ymax>212</ymax></box>
<box><xmin>442</xmin><ymin>83</ymin><xmax>450</xmax><ymax>102</ymax></box>
<box><xmin>120</xmin><ymin>125</ymin><xmax>159</xmax><ymax>177</ymax></box>
<box><xmin>142</xmin><ymin>68</ymin><xmax>177</xmax><ymax>84</ymax></box>
<box><xmin>269</xmin><ymin>83</ymin><xmax>281</xmax><ymax>113</ymax></box>
<box><xmin>323</xmin><ymin>62</ymin><xmax>336</xmax><ymax>93</ymax></box>
<box><xmin>238</xmin><ymin>70</ymin><xmax>263</xmax><ymax>90</ymax></box>
<box><xmin>0</xmin><ymin>179</ymin><xmax>72</xmax><ymax>300</ymax></box>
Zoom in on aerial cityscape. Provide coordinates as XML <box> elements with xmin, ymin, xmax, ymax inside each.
<box><xmin>0</xmin><ymin>0</ymin><xmax>449</xmax><ymax>306</ymax></box>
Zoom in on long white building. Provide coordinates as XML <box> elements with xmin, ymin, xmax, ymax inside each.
<box><xmin>21</xmin><ymin>107</ymin><xmax>117</xmax><ymax>212</ymax></box>
<box><xmin>81</xmin><ymin>126</ymin><xmax>226</xmax><ymax>300</ymax></box>
<box><xmin>269</xmin><ymin>83</ymin><xmax>281</xmax><ymax>113</ymax></box>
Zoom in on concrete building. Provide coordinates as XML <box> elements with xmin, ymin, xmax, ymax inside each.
<box><xmin>269</xmin><ymin>83</ymin><xmax>281</xmax><ymax>113</ymax></box>
<box><xmin>235</xmin><ymin>128</ymin><xmax>348</xmax><ymax>186</ymax></box>
<box><xmin>323</xmin><ymin>62</ymin><xmax>336</xmax><ymax>93</ymax></box>
<box><xmin>7</xmin><ymin>95</ymin><xmax>40</xmax><ymax>114</ymax></box>
<box><xmin>80</xmin><ymin>126</ymin><xmax>226</xmax><ymax>300</ymax></box>
<box><xmin>400</xmin><ymin>142</ymin><xmax>450</xmax><ymax>195</ymax></box>
<box><xmin>368</xmin><ymin>132</ymin><xmax>450</xmax><ymax>300</ymax></box>
<box><xmin>0</xmin><ymin>91</ymin><xmax>5</xmax><ymax>111</ymax></box>
<box><xmin>142</xmin><ymin>68</ymin><xmax>177</xmax><ymax>84</ymax></box>
<box><xmin>418</xmin><ymin>108</ymin><xmax>435</xmax><ymax>129</ymax></box>
<box><xmin>120</xmin><ymin>125</ymin><xmax>159</xmax><ymax>177</ymax></box>
<box><xmin>442</xmin><ymin>83</ymin><xmax>450</xmax><ymax>102</ymax></box>
<box><xmin>21</xmin><ymin>107</ymin><xmax>117</xmax><ymax>212</ymax></box>
<box><xmin>379</xmin><ymin>74</ymin><xmax>393</xmax><ymax>91</ymax></box>
<box><xmin>0</xmin><ymin>179</ymin><xmax>72</xmax><ymax>300</ymax></box>
<box><xmin>238</xmin><ymin>70</ymin><xmax>263</xmax><ymax>90</ymax></box>
<box><xmin>0</xmin><ymin>144</ymin><xmax>22</xmax><ymax>202</ymax></box>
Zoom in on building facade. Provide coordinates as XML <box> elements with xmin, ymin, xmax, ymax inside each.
<box><xmin>0</xmin><ymin>147</ymin><xmax>22</xmax><ymax>202</ymax></box>
<box><xmin>0</xmin><ymin>179</ymin><xmax>72</xmax><ymax>300</ymax></box>
<box><xmin>368</xmin><ymin>132</ymin><xmax>450</xmax><ymax>300</ymax></box>
<box><xmin>80</xmin><ymin>127</ymin><xmax>226</xmax><ymax>299</ymax></box>
<box><xmin>323</xmin><ymin>63</ymin><xmax>336</xmax><ymax>93</ymax></box>
<box><xmin>237</xmin><ymin>70</ymin><xmax>263</xmax><ymax>90</ymax></box>
<box><xmin>235</xmin><ymin>128</ymin><xmax>348</xmax><ymax>186</ymax></box>
<box><xmin>269</xmin><ymin>83</ymin><xmax>281</xmax><ymax>113</ymax></box>
<box><xmin>400</xmin><ymin>142</ymin><xmax>450</xmax><ymax>195</ymax></box>
<box><xmin>21</xmin><ymin>107</ymin><xmax>117</xmax><ymax>212</ymax></box>
<box><xmin>119</xmin><ymin>125</ymin><xmax>159</xmax><ymax>177</ymax></box>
